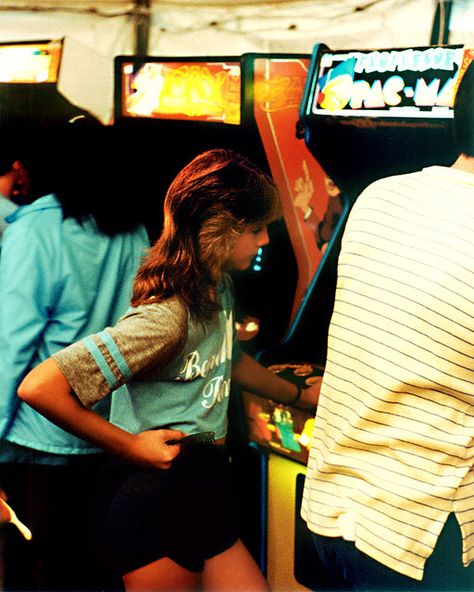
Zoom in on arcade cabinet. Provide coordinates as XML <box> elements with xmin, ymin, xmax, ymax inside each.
<box><xmin>112</xmin><ymin>53</ymin><xmax>338</xmax><ymax>355</ymax></box>
<box><xmin>239</xmin><ymin>43</ymin><xmax>471</xmax><ymax>591</ymax></box>
<box><xmin>0</xmin><ymin>39</ymin><xmax>94</xmax><ymax>125</ymax></box>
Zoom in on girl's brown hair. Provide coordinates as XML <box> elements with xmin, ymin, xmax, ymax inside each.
<box><xmin>132</xmin><ymin>148</ymin><xmax>281</xmax><ymax>321</ymax></box>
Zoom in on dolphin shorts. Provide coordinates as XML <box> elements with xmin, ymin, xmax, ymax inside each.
<box><xmin>90</xmin><ymin>443</ymin><xmax>238</xmax><ymax>575</ymax></box>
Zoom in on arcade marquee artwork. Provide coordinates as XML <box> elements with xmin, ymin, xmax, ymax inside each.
<box><xmin>120</xmin><ymin>59</ymin><xmax>241</xmax><ymax>124</ymax></box>
<box><xmin>0</xmin><ymin>39</ymin><xmax>63</xmax><ymax>83</ymax></box>
<box><xmin>313</xmin><ymin>45</ymin><xmax>473</xmax><ymax>118</ymax></box>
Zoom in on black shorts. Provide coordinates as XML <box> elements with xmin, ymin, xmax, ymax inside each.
<box><xmin>90</xmin><ymin>444</ymin><xmax>238</xmax><ymax>575</ymax></box>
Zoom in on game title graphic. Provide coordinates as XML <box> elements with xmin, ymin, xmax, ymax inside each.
<box><xmin>311</xmin><ymin>46</ymin><xmax>465</xmax><ymax>118</ymax></box>
<box><xmin>254</xmin><ymin>75</ymin><xmax>306</xmax><ymax>112</ymax></box>
<box><xmin>0</xmin><ymin>40</ymin><xmax>62</xmax><ymax>83</ymax></box>
<box><xmin>122</xmin><ymin>61</ymin><xmax>241</xmax><ymax>124</ymax></box>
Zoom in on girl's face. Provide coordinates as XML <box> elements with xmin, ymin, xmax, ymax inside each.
<box><xmin>222</xmin><ymin>225</ymin><xmax>270</xmax><ymax>271</ymax></box>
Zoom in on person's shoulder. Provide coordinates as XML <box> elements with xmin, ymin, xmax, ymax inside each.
<box><xmin>123</xmin><ymin>296</ymin><xmax>188</xmax><ymax>326</ymax></box>
<box><xmin>116</xmin><ymin>296</ymin><xmax>189</xmax><ymax>352</ymax></box>
<box><xmin>7</xmin><ymin>194</ymin><xmax>60</xmax><ymax>225</ymax></box>
<box><xmin>367</xmin><ymin>169</ymin><xmax>424</xmax><ymax>189</ymax></box>
<box><xmin>219</xmin><ymin>273</ymin><xmax>236</xmax><ymax>303</ymax></box>
<box><xmin>0</xmin><ymin>195</ymin><xmax>17</xmax><ymax>219</ymax></box>
<box><xmin>354</xmin><ymin>170</ymin><xmax>430</xmax><ymax>205</ymax></box>
<box><xmin>220</xmin><ymin>273</ymin><xmax>235</xmax><ymax>292</ymax></box>
<box><xmin>2</xmin><ymin>195</ymin><xmax>62</xmax><ymax>250</ymax></box>
<box><xmin>130</xmin><ymin>223</ymin><xmax>150</xmax><ymax>244</ymax></box>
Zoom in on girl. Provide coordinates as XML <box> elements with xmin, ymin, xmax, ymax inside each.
<box><xmin>18</xmin><ymin>148</ymin><xmax>320</xmax><ymax>591</ymax></box>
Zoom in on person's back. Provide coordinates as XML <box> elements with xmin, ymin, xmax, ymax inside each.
<box><xmin>302</xmin><ymin>60</ymin><xmax>474</xmax><ymax>591</ymax></box>
<box><xmin>1</xmin><ymin>195</ymin><xmax>148</xmax><ymax>451</ymax></box>
<box><xmin>0</xmin><ymin>116</ymin><xmax>149</xmax><ymax>591</ymax></box>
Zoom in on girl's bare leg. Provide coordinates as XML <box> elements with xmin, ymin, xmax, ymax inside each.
<box><xmin>123</xmin><ymin>556</ymin><xmax>200</xmax><ymax>592</ymax></box>
<box><xmin>202</xmin><ymin>539</ymin><xmax>270</xmax><ymax>592</ymax></box>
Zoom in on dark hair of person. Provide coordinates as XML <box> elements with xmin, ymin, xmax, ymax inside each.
<box><xmin>132</xmin><ymin>148</ymin><xmax>281</xmax><ymax>322</ymax></box>
<box><xmin>0</xmin><ymin>116</ymin><xmax>21</xmax><ymax>176</ymax></box>
<box><xmin>453</xmin><ymin>59</ymin><xmax>474</xmax><ymax>158</ymax></box>
<box><xmin>53</xmin><ymin>116</ymin><xmax>145</xmax><ymax>236</ymax></box>
<box><xmin>0</xmin><ymin>113</ymin><xmax>55</xmax><ymax>204</ymax></box>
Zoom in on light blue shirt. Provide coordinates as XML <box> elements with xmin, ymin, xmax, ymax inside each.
<box><xmin>0</xmin><ymin>194</ymin><xmax>149</xmax><ymax>456</ymax></box>
<box><xmin>0</xmin><ymin>194</ymin><xmax>18</xmax><ymax>245</ymax></box>
<box><xmin>54</xmin><ymin>279</ymin><xmax>242</xmax><ymax>441</ymax></box>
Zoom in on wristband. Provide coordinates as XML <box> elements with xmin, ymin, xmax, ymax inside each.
<box><xmin>289</xmin><ymin>385</ymin><xmax>302</xmax><ymax>406</ymax></box>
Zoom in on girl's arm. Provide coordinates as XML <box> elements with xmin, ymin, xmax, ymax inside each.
<box><xmin>231</xmin><ymin>352</ymin><xmax>320</xmax><ymax>410</ymax></box>
<box><xmin>18</xmin><ymin>358</ymin><xmax>184</xmax><ymax>469</ymax></box>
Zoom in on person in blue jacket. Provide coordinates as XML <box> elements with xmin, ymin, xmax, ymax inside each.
<box><xmin>0</xmin><ymin>116</ymin><xmax>149</xmax><ymax>592</ymax></box>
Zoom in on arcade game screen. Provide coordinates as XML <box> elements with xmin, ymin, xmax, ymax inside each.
<box><xmin>0</xmin><ymin>39</ymin><xmax>63</xmax><ymax>83</ymax></box>
<box><xmin>244</xmin><ymin>362</ymin><xmax>323</xmax><ymax>464</ymax></box>
<box><xmin>116</xmin><ymin>58</ymin><xmax>241</xmax><ymax>124</ymax></box>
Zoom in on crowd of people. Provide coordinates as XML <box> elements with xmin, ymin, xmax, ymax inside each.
<box><xmin>0</xmin><ymin>60</ymin><xmax>473</xmax><ymax>592</ymax></box>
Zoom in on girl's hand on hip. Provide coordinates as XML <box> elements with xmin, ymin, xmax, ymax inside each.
<box><xmin>130</xmin><ymin>429</ymin><xmax>186</xmax><ymax>469</ymax></box>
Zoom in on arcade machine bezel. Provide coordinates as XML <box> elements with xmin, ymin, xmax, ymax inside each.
<box><xmin>0</xmin><ymin>38</ymin><xmax>63</xmax><ymax>84</ymax></box>
<box><xmin>114</xmin><ymin>55</ymin><xmax>242</xmax><ymax>125</ymax></box>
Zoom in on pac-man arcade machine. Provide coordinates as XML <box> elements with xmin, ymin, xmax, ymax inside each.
<box><xmin>239</xmin><ymin>43</ymin><xmax>472</xmax><ymax>591</ymax></box>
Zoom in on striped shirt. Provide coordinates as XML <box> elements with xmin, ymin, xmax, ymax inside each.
<box><xmin>301</xmin><ymin>165</ymin><xmax>474</xmax><ymax>581</ymax></box>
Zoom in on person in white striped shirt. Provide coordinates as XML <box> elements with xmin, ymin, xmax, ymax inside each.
<box><xmin>301</xmin><ymin>59</ymin><xmax>474</xmax><ymax>591</ymax></box>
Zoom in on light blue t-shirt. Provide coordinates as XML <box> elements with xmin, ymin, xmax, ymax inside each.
<box><xmin>0</xmin><ymin>194</ymin><xmax>149</xmax><ymax>456</ymax></box>
<box><xmin>53</xmin><ymin>278</ymin><xmax>242</xmax><ymax>440</ymax></box>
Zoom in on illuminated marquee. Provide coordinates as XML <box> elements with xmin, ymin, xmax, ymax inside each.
<box><xmin>0</xmin><ymin>39</ymin><xmax>62</xmax><ymax>83</ymax></box>
<box><xmin>121</xmin><ymin>61</ymin><xmax>241</xmax><ymax>124</ymax></box>
<box><xmin>254</xmin><ymin>75</ymin><xmax>306</xmax><ymax>112</ymax></box>
<box><xmin>312</xmin><ymin>46</ymin><xmax>465</xmax><ymax>118</ymax></box>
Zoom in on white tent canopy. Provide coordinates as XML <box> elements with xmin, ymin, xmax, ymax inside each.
<box><xmin>0</xmin><ymin>0</ymin><xmax>472</xmax><ymax>122</ymax></box>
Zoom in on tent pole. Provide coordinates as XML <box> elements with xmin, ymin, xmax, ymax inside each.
<box><xmin>430</xmin><ymin>0</ymin><xmax>453</xmax><ymax>44</ymax></box>
<box><xmin>135</xmin><ymin>0</ymin><xmax>151</xmax><ymax>57</ymax></box>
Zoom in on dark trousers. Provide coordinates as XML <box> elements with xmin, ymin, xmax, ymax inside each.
<box><xmin>310</xmin><ymin>513</ymin><xmax>474</xmax><ymax>591</ymax></box>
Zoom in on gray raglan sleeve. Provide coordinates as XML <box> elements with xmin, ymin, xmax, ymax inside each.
<box><xmin>53</xmin><ymin>299</ymin><xmax>187</xmax><ymax>408</ymax></box>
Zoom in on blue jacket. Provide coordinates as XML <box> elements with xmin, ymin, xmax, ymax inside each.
<box><xmin>0</xmin><ymin>194</ymin><xmax>18</xmax><ymax>246</ymax></box>
<box><xmin>0</xmin><ymin>194</ymin><xmax>149</xmax><ymax>456</ymax></box>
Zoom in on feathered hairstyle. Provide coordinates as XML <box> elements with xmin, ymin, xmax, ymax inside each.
<box><xmin>132</xmin><ymin>148</ymin><xmax>281</xmax><ymax>321</ymax></box>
